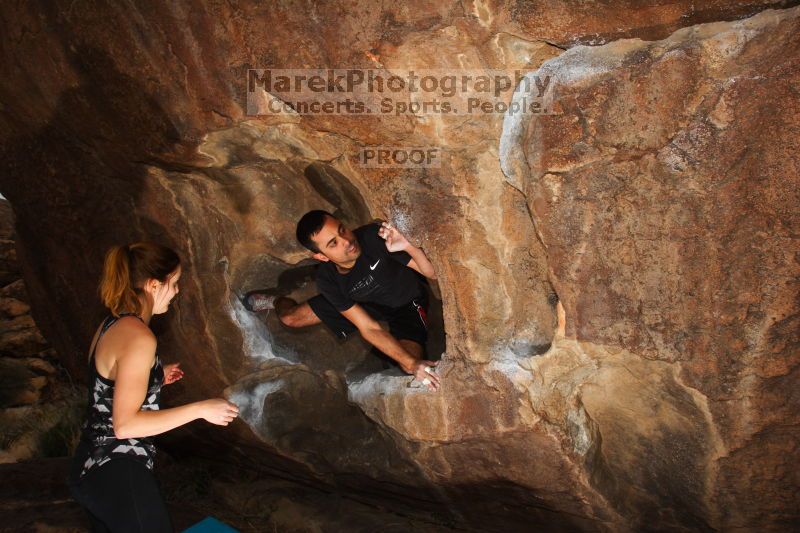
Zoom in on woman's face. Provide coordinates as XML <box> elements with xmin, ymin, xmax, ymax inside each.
<box><xmin>147</xmin><ymin>266</ymin><xmax>181</xmax><ymax>315</ymax></box>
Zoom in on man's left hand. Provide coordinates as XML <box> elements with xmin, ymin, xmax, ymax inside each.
<box><xmin>378</xmin><ymin>222</ymin><xmax>411</xmax><ymax>252</ymax></box>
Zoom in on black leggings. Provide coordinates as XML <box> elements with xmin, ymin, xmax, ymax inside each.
<box><xmin>68</xmin><ymin>457</ymin><xmax>172</xmax><ymax>532</ymax></box>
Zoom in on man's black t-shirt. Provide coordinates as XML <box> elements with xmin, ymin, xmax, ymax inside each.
<box><xmin>316</xmin><ymin>223</ymin><xmax>422</xmax><ymax>312</ymax></box>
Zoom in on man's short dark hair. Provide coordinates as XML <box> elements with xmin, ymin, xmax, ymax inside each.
<box><xmin>296</xmin><ymin>210</ymin><xmax>334</xmax><ymax>253</ymax></box>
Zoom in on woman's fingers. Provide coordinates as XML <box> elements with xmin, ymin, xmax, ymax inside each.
<box><xmin>163</xmin><ymin>363</ymin><xmax>184</xmax><ymax>385</ymax></box>
<box><xmin>202</xmin><ymin>398</ymin><xmax>239</xmax><ymax>426</ymax></box>
<box><xmin>219</xmin><ymin>402</ymin><xmax>239</xmax><ymax>424</ymax></box>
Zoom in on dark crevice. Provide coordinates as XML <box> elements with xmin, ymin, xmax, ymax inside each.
<box><xmin>303</xmin><ymin>162</ymin><xmax>371</xmax><ymax>226</ymax></box>
<box><xmin>228</xmin><ymin>162</ymin><xmax>448</xmax><ymax>371</ymax></box>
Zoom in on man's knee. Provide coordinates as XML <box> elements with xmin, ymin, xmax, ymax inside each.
<box><xmin>278</xmin><ymin>312</ymin><xmax>302</xmax><ymax>328</ymax></box>
<box><xmin>274</xmin><ymin>297</ymin><xmax>298</xmax><ymax>327</ymax></box>
<box><xmin>399</xmin><ymin>339</ymin><xmax>424</xmax><ymax>359</ymax></box>
<box><xmin>276</xmin><ymin>299</ymin><xmax>320</xmax><ymax>328</ymax></box>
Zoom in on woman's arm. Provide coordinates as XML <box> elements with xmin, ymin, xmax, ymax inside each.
<box><xmin>112</xmin><ymin>332</ymin><xmax>237</xmax><ymax>439</ymax></box>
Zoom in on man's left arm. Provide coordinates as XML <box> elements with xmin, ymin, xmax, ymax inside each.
<box><xmin>378</xmin><ymin>221</ymin><xmax>436</xmax><ymax>280</ymax></box>
<box><xmin>404</xmin><ymin>247</ymin><xmax>436</xmax><ymax>279</ymax></box>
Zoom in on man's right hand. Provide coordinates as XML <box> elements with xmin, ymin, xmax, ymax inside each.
<box><xmin>409</xmin><ymin>360</ymin><xmax>440</xmax><ymax>391</ymax></box>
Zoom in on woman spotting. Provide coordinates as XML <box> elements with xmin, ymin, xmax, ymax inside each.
<box><xmin>68</xmin><ymin>243</ymin><xmax>239</xmax><ymax>532</ymax></box>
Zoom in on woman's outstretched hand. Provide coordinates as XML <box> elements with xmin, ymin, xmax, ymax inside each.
<box><xmin>162</xmin><ymin>363</ymin><xmax>184</xmax><ymax>385</ymax></box>
<box><xmin>200</xmin><ymin>398</ymin><xmax>239</xmax><ymax>426</ymax></box>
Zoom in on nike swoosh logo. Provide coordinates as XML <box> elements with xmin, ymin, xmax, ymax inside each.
<box><xmin>370</xmin><ymin>259</ymin><xmax>381</xmax><ymax>270</ymax></box>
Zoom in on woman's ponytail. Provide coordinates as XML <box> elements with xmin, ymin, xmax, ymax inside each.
<box><xmin>98</xmin><ymin>243</ymin><xmax>180</xmax><ymax>317</ymax></box>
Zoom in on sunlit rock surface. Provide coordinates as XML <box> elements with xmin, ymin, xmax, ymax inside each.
<box><xmin>500</xmin><ymin>8</ymin><xmax>800</xmax><ymax>529</ymax></box>
<box><xmin>0</xmin><ymin>2</ymin><xmax>797</xmax><ymax>531</ymax></box>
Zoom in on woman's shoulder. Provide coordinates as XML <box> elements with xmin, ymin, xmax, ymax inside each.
<box><xmin>109</xmin><ymin>315</ymin><xmax>156</xmax><ymax>346</ymax></box>
<box><xmin>92</xmin><ymin>314</ymin><xmax>155</xmax><ymax>374</ymax></box>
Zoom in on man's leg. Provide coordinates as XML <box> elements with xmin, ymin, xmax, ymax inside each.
<box><xmin>274</xmin><ymin>297</ymin><xmax>322</xmax><ymax>328</ymax></box>
<box><xmin>290</xmin><ymin>295</ymin><xmax>361</xmax><ymax>340</ymax></box>
<box><xmin>371</xmin><ymin>338</ymin><xmax>423</xmax><ymax>370</ymax></box>
<box><xmin>399</xmin><ymin>339</ymin><xmax>424</xmax><ymax>359</ymax></box>
<box><xmin>387</xmin><ymin>294</ymin><xmax>429</xmax><ymax>360</ymax></box>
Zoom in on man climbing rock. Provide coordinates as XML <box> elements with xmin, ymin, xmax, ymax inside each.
<box><xmin>244</xmin><ymin>210</ymin><xmax>441</xmax><ymax>390</ymax></box>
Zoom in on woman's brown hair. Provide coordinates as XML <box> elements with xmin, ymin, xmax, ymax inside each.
<box><xmin>99</xmin><ymin>242</ymin><xmax>180</xmax><ymax>317</ymax></box>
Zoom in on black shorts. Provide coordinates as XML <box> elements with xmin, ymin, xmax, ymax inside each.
<box><xmin>308</xmin><ymin>291</ymin><xmax>429</xmax><ymax>346</ymax></box>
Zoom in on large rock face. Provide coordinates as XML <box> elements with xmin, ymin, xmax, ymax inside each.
<box><xmin>500</xmin><ymin>10</ymin><xmax>800</xmax><ymax>528</ymax></box>
<box><xmin>0</xmin><ymin>2</ymin><xmax>798</xmax><ymax>531</ymax></box>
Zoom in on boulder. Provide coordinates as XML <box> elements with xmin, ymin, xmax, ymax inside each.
<box><xmin>0</xmin><ymin>2</ymin><xmax>797</xmax><ymax>530</ymax></box>
<box><xmin>0</xmin><ymin>297</ymin><xmax>30</xmax><ymax>319</ymax></box>
<box><xmin>0</xmin><ymin>315</ymin><xmax>49</xmax><ymax>357</ymax></box>
<box><xmin>0</xmin><ymin>357</ymin><xmax>47</xmax><ymax>407</ymax></box>
<box><xmin>0</xmin><ymin>279</ymin><xmax>29</xmax><ymax>303</ymax></box>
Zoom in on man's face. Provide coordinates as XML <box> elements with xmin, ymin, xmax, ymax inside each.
<box><xmin>310</xmin><ymin>216</ymin><xmax>361</xmax><ymax>265</ymax></box>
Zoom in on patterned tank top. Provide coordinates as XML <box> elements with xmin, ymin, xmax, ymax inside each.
<box><xmin>77</xmin><ymin>313</ymin><xmax>164</xmax><ymax>479</ymax></box>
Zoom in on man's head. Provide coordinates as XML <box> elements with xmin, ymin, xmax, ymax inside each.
<box><xmin>296</xmin><ymin>210</ymin><xmax>361</xmax><ymax>265</ymax></box>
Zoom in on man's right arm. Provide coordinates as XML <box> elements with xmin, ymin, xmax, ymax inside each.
<box><xmin>339</xmin><ymin>304</ymin><xmax>440</xmax><ymax>389</ymax></box>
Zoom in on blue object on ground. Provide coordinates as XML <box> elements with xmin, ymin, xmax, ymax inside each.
<box><xmin>182</xmin><ymin>516</ymin><xmax>239</xmax><ymax>532</ymax></box>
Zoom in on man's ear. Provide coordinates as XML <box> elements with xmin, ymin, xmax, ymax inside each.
<box><xmin>313</xmin><ymin>252</ymin><xmax>329</xmax><ymax>262</ymax></box>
